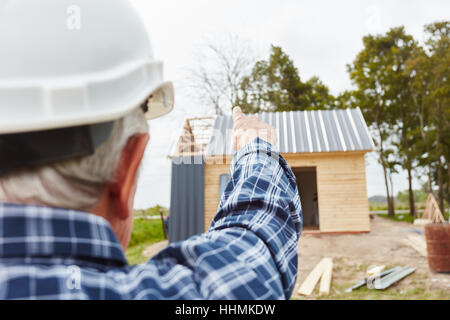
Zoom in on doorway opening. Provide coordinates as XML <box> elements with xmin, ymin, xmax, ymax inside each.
<box><xmin>293</xmin><ymin>167</ymin><xmax>319</xmax><ymax>230</ymax></box>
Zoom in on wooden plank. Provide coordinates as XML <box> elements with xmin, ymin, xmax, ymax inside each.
<box><xmin>414</xmin><ymin>219</ymin><xmax>432</xmax><ymax>226</ymax></box>
<box><xmin>367</xmin><ymin>265</ymin><xmax>385</xmax><ymax>276</ymax></box>
<box><xmin>418</xmin><ymin>193</ymin><xmax>445</xmax><ymax>223</ymax></box>
<box><xmin>204</xmin><ymin>152</ymin><xmax>371</xmax><ymax>233</ymax></box>
<box><xmin>297</xmin><ymin>258</ymin><xmax>327</xmax><ymax>296</ymax></box>
<box><xmin>408</xmin><ymin>235</ymin><xmax>426</xmax><ymax>249</ymax></box>
<box><xmin>319</xmin><ymin>258</ymin><xmax>333</xmax><ymax>296</ymax></box>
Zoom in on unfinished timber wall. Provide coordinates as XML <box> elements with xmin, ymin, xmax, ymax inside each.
<box><xmin>204</xmin><ymin>151</ymin><xmax>370</xmax><ymax>233</ymax></box>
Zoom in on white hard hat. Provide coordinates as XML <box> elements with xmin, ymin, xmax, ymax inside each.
<box><xmin>0</xmin><ymin>0</ymin><xmax>174</xmax><ymax>176</ymax></box>
<box><xmin>0</xmin><ymin>0</ymin><xmax>174</xmax><ymax>135</ymax></box>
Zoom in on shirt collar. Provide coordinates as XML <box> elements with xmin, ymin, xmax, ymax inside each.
<box><xmin>0</xmin><ymin>202</ymin><xmax>127</xmax><ymax>266</ymax></box>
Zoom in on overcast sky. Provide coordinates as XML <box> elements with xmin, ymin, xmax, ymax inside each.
<box><xmin>129</xmin><ymin>0</ymin><xmax>450</xmax><ymax>209</ymax></box>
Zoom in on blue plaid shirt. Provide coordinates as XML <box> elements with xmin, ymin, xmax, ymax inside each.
<box><xmin>0</xmin><ymin>139</ymin><xmax>302</xmax><ymax>300</ymax></box>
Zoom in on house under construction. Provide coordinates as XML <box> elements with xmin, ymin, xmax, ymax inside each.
<box><xmin>168</xmin><ymin>109</ymin><xmax>374</xmax><ymax>243</ymax></box>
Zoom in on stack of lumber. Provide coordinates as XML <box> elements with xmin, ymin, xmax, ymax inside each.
<box><xmin>297</xmin><ymin>257</ymin><xmax>333</xmax><ymax>296</ymax></box>
<box><xmin>414</xmin><ymin>193</ymin><xmax>445</xmax><ymax>225</ymax></box>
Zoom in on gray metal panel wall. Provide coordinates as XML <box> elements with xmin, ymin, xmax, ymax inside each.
<box><xmin>169</xmin><ymin>156</ymin><xmax>205</xmax><ymax>243</ymax></box>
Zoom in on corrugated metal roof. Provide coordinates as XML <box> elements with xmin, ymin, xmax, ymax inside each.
<box><xmin>206</xmin><ymin>108</ymin><xmax>374</xmax><ymax>156</ymax></box>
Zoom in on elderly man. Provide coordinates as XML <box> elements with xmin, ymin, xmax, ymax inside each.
<box><xmin>0</xmin><ymin>0</ymin><xmax>302</xmax><ymax>300</ymax></box>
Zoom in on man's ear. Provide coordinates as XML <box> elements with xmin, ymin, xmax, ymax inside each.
<box><xmin>110</xmin><ymin>133</ymin><xmax>149</xmax><ymax>220</ymax></box>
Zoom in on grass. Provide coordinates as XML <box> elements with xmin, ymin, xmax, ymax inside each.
<box><xmin>377</xmin><ymin>213</ymin><xmax>415</xmax><ymax>223</ymax></box>
<box><xmin>126</xmin><ymin>218</ymin><xmax>166</xmax><ymax>265</ymax></box>
<box><xmin>369</xmin><ymin>202</ymin><xmax>421</xmax><ymax>212</ymax></box>
<box><xmin>376</xmin><ymin>210</ymin><xmax>449</xmax><ymax>223</ymax></box>
<box><xmin>313</xmin><ymin>283</ymin><xmax>448</xmax><ymax>300</ymax></box>
<box><xmin>369</xmin><ymin>201</ymin><xmax>449</xmax><ymax>220</ymax></box>
<box><xmin>133</xmin><ymin>205</ymin><xmax>169</xmax><ymax>218</ymax></box>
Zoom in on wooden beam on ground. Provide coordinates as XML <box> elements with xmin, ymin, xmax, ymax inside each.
<box><xmin>414</xmin><ymin>219</ymin><xmax>432</xmax><ymax>226</ymax></box>
<box><xmin>297</xmin><ymin>258</ymin><xmax>327</xmax><ymax>296</ymax></box>
<box><xmin>367</xmin><ymin>265</ymin><xmax>385</xmax><ymax>277</ymax></box>
<box><xmin>319</xmin><ymin>258</ymin><xmax>333</xmax><ymax>296</ymax></box>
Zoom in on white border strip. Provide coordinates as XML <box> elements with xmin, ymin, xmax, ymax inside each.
<box><xmin>318</xmin><ymin>110</ymin><xmax>330</xmax><ymax>152</ymax></box>
<box><xmin>347</xmin><ymin>108</ymin><xmax>362</xmax><ymax>150</ymax></box>
<box><xmin>290</xmin><ymin>111</ymin><xmax>297</xmax><ymax>153</ymax></box>
<box><xmin>304</xmin><ymin>111</ymin><xmax>313</xmax><ymax>153</ymax></box>
<box><xmin>342</xmin><ymin>113</ymin><xmax>355</xmax><ymax>151</ymax></box>
<box><xmin>311</xmin><ymin>111</ymin><xmax>321</xmax><ymax>152</ymax></box>
<box><xmin>274</xmin><ymin>112</ymin><xmax>280</xmax><ymax>150</ymax></box>
<box><xmin>333</xmin><ymin>110</ymin><xmax>347</xmax><ymax>152</ymax></box>
<box><xmin>283</xmin><ymin>112</ymin><xmax>289</xmax><ymax>153</ymax></box>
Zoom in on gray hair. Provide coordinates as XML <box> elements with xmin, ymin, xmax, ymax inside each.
<box><xmin>0</xmin><ymin>107</ymin><xmax>149</xmax><ymax>210</ymax></box>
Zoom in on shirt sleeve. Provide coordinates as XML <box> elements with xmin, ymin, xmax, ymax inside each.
<box><xmin>138</xmin><ymin>138</ymin><xmax>302</xmax><ymax>300</ymax></box>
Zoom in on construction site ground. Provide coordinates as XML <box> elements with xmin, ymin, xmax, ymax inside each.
<box><xmin>141</xmin><ymin>215</ymin><xmax>449</xmax><ymax>299</ymax></box>
<box><xmin>293</xmin><ymin>215</ymin><xmax>449</xmax><ymax>300</ymax></box>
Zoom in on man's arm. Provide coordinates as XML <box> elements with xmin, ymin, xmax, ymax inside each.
<box><xmin>135</xmin><ymin>109</ymin><xmax>302</xmax><ymax>300</ymax></box>
<box><xmin>209</xmin><ymin>137</ymin><xmax>303</xmax><ymax>298</ymax></box>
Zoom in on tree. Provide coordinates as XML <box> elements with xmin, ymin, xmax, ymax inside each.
<box><xmin>348</xmin><ymin>23</ymin><xmax>449</xmax><ymax>216</ymax></box>
<box><xmin>405</xmin><ymin>45</ymin><xmax>435</xmax><ymax>196</ymax></box>
<box><xmin>423</xmin><ymin>21</ymin><xmax>450</xmax><ymax>212</ymax></box>
<box><xmin>347</xmin><ymin>28</ymin><xmax>415</xmax><ymax>217</ymax></box>
<box><xmin>406</xmin><ymin>21</ymin><xmax>450</xmax><ymax>213</ymax></box>
<box><xmin>185</xmin><ymin>34</ymin><xmax>258</xmax><ymax>115</ymax></box>
<box><xmin>237</xmin><ymin>46</ymin><xmax>335</xmax><ymax>113</ymax></box>
<box><xmin>384</xmin><ymin>27</ymin><xmax>420</xmax><ymax>218</ymax></box>
<box><xmin>335</xmin><ymin>90</ymin><xmax>358</xmax><ymax>109</ymax></box>
<box><xmin>304</xmin><ymin>77</ymin><xmax>336</xmax><ymax>110</ymax></box>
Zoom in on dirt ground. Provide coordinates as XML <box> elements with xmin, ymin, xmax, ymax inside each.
<box><xmin>142</xmin><ymin>216</ymin><xmax>449</xmax><ymax>299</ymax></box>
<box><xmin>142</xmin><ymin>240</ymin><xmax>168</xmax><ymax>258</ymax></box>
<box><xmin>293</xmin><ymin>215</ymin><xmax>450</xmax><ymax>300</ymax></box>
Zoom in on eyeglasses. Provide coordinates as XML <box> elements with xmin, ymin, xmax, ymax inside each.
<box><xmin>140</xmin><ymin>82</ymin><xmax>174</xmax><ymax>120</ymax></box>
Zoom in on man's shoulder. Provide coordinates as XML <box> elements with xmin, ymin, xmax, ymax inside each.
<box><xmin>0</xmin><ymin>260</ymin><xmax>135</xmax><ymax>300</ymax></box>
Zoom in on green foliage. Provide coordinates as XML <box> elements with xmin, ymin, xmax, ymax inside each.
<box><xmin>405</xmin><ymin>21</ymin><xmax>450</xmax><ymax>209</ymax></box>
<box><xmin>128</xmin><ymin>218</ymin><xmax>165</xmax><ymax>248</ymax></box>
<box><xmin>126</xmin><ymin>218</ymin><xmax>166</xmax><ymax>265</ymax></box>
<box><xmin>126</xmin><ymin>241</ymin><xmax>153</xmax><ymax>265</ymax></box>
<box><xmin>237</xmin><ymin>46</ymin><xmax>335</xmax><ymax>113</ymax></box>
<box><xmin>134</xmin><ymin>205</ymin><xmax>169</xmax><ymax>217</ymax></box>
<box><xmin>346</xmin><ymin>22</ymin><xmax>450</xmax><ymax>216</ymax></box>
<box><xmin>396</xmin><ymin>189</ymin><xmax>428</xmax><ymax>204</ymax></box>
<box><xmin>346</xmin><ymin>27</ymin><xmax>420</xmax><ymax>216</ymax></box>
